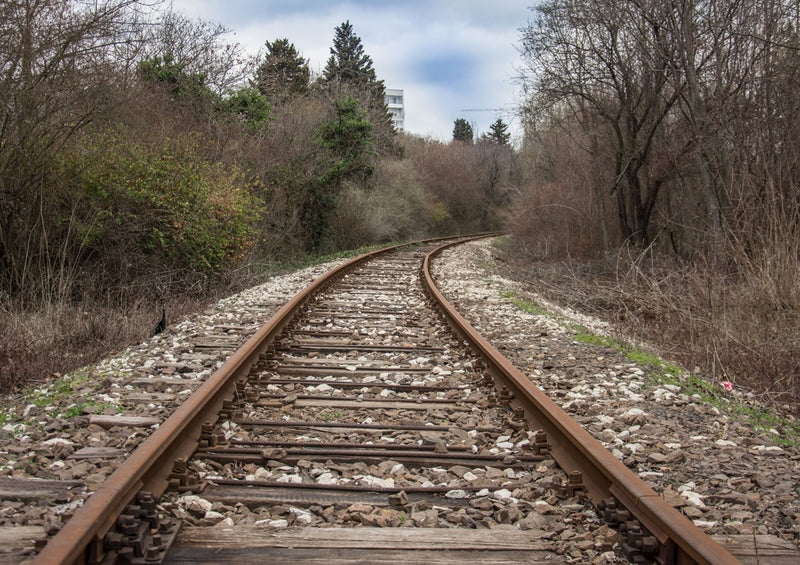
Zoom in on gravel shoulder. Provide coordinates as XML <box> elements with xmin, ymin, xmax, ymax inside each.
<box><xmin>432</xmin><ymin>239</ymin><xmax>800</xmax><ymax>548</ymax></box>
<box><xmin>0</xmin><ymin>259</ymin><xmax>348</xmax><ymax>546</ymax></box>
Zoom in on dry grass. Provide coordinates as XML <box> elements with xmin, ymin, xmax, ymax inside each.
<box><xmin>0</xmin><ymin>250</ymin><xmax>361</xmax><ymax>395</ymax></box>
<box><xmin>0</xmin><ymin>291</ymin><xmax>220</xmax><ymax>394</ymax></box>
<box><xmin>501</xmin><ymin>242</ymin><xmax>800</xmax><ymax>415</ymax></box>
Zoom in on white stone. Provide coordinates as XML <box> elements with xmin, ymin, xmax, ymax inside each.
<box><xmin>753</xmin><ymin>445</ymin><xmax>785</xmax><ymax>455</ymax></box>
<box><xmin>681</xmin><ymin>490</ymin><xmax>707</xmax><ymax>509</ymax></box>
<box><xmin>621</xmin><ymin>407</ymin><xmax>646</xmax><ymax>419</ymax></box>
<box><xmin>316</xmin><ymin>472</ymin><xmax>337</xmax><ymax>485</ymax></box>
<box><xmin>214</xmin><ymin>517</ymin><xmax>235</xmax><ymax>528</ymax></box>
<box><xmin>179</xmin><ymin>495</ymin><xmax>212</xmax><ymax>515</ymax></box>
<box><xmin>256</xmin><ymin>519</ymin><xmax>288</xmax><ymax>529</ymax></box>
<box><xmin>204</xmin><ymin>510</ymin><xmax>226</xmax><ymax>522</ymax></box>
<box><xmin>491</xmin><ymin>489</ymin><xmax>514</xmax><ymax>501</ymax></box>
<box><xmin>43</xmin><ymin>438</ymin><xmax>74</xmax><ymax>446</ymax></box>
<box><xmin>715</xmin><ymin>439</ymin><xmax>737</xmax><ymax>447</ymax></box>
<box><xmin>290</xmin><ymin>507</ymin><xmax>313</xmax><ymax>524</ymax></box>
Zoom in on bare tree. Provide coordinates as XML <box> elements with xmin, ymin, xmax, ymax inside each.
<box><xmin>520</xmin><ymin>0</ymin><xmax>682</xmax><ymax>247</ymax></box>
<box><xmin>139</xmin><ymin>9</ymin><xmax>247</xmax><ymax>96</ymax></box>
<box><xmin>520</xmin><ymin>0</ymin><xmax>800</xmax><ymax>261</ymax></box>
<box><xmin>0</xmin><ymin>0</ymin><xmax>156</xmax><ymax>298</ymax></box>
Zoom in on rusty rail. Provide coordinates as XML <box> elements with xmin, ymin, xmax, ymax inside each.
<box><xmin>32</xmin><ymin>236</ymin><xmax>479</xmax><ymax>565</ymax></box>
<box><xmin>422</xmin><ymin>241</ymin><xmax>742</xmax><ymax>565</ymax></box>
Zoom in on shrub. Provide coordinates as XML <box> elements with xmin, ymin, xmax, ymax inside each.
<box><xmin>58</xmin><ymin>127</ymin><xmax>262</xmax><ymax>285</ymax></box>
<box><xmin>507</xmin><ymin>182</ymin><xmax>603</xmax><ymax>260</ymax></box>
<box><xmin>330</xmin><ymin>158</ymin><xmax>431</xmax><ymax>248</ymax></box>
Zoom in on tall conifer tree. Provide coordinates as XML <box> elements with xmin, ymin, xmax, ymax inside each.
<box><xmin>323</xmin><ymin>21</ymin><xmax>379</xmax><ymax>91</ymax></box>
<box><xmin>320</xmin><ymin>20</ymin><xmax>396</xmax><ymax>152</ymax></box>
<box><xmin>453</xmin><ymin>118</ymin><xmax>474</xmax><ymax>144</ymax></box>
<box><xmin>256</xmin><ymin>38</ymin><xmax>309</xmax><ymax>103</ymax></box>
<box><xmin>484</xmin><ymin>118</ymin><xmax>511</xmax><ymax>145</ymax></box>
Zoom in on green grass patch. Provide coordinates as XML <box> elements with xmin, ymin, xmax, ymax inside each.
<box><xmin>62</xmin><ymin>403</ymin><xmax>89</xmax><ymax>418</ymax></box>
<box><xmin>25</xmin><ymin>371</ymin><xmax>92</xmax><ymax>408</ymax></box>
<box><xmin>731</xmin><ymin>402</ymin><xmax>800</xmax><ymax>447</ymax></box>
<box><xmin>502</xmin><ymin>291</ymin><xmax>552</xmax><ymax>317</ymax></box>
<box><xmin>22</xmin><ymin>369</ymin><xmax>118</xmax><ymax>420</ymax></box>
<box><xmin>573</xmin><ymin>331</ymin><xmax>619</xmax><ymax>349</ymax></box>
<box><xmin>490</xmin><ymin>235</ymin><xmax>510</xmax><ymax>250</ymax></box>
<box><xmin>654</xmin><ymin>369</ymin><xmax>800</xmax><ymax>446</ymax></box>
<box><xmin>573</xmin><ymin>330</ymin><xmax>683</xmax><ymax>382</ymax></box>
<box><xmin>57</xmin><ymin>401</ymin><xmax>120</xmax><ymax>419</ymax></box>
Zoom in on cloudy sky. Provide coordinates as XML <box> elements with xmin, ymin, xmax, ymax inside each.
<box><xmin>170</xmin><ymin>0</ymin><xmax>532</xmax><ymax>143</ymax></box>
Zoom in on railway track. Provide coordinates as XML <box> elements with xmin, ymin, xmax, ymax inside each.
<box><xmin>28</xmin><ymin>236</ymin><xmax>745</xmax><ymax>564</ymax></box>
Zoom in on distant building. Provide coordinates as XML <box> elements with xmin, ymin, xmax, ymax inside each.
<box><xmin>385</xmin><ymin>88</ymin><xmax>404</xmax><ymax>131</ymax></box>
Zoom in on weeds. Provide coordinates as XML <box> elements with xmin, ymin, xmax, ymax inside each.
<box><xmin>496</xmin><ymin>267</ymin><xmax>800</xmax><ymax>447</ymax></box>
<box><xmin>501</xmin><ymin>269</ymin><xmax>800</xmax><ymax>446</ymax></box>
<box><xmin>62</xmin><ymin>403</ymin><xmax>89</xmax><ymax>418</ymax></box>
<box><xmin>25</xmin><ymin>371</ymin><xmax>91</xmax><ymax>408</ymax></box>
<box><xmin>573</xmin><ymin>330</ymin><xmax>683</xmax><ymax>382</ymax></box>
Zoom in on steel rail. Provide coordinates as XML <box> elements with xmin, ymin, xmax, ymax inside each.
<box><xmin>421</xmin><ymin>241</ymin><xmax>742</xmax><ymax>565</ymax></box>
<box><xmin>31</xmin><ymin>236</ymin><xmax>479</xmax><ymax>565</ymax></box>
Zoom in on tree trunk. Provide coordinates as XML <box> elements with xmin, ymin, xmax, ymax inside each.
<box><xmin>675</xmin><ymin>0</ymin><xmax>724</xmax><ymax>266</ymax></box>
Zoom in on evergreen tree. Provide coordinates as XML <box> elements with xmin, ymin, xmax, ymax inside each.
<box><xmin>138</xmin><ymin>52</ymin><xmax>213</xmax><ymax>103</ymax></box>
<box><xmin>307</xmin><ymin>95</ymin><xmax>375</xmax><ymax>252</ymax></box>
<box><xmin>483</xmin><ymin>118</ymin><xmax>511</xmax><ymax>145</ymax></box>
<box><xmin>223</xmin><ymin>87</ymin><xmax>270</xmax><ymax>130</ymax></box>
<box><xmin>255</xmin><ymin>38</ymin><xmax>309</xmax><ymax>103</ymax></box>
<box><xmin>318</xmin><ymin>95</ymin><xmax>375</xmax><ymax>186</ymax></box>
<box><xmin>320</xmin><ymin>21</ymin><xmax>396</xmax><ymax>154</ymax></box>
<box><xmin>322</xmin><ymin>21</ymin><xmax>380</xmax><ymax>91</ymax></box>
<box><xmin>453</xmin><ymin>118</ymin><xmax>474</xmax><ymax>144</ymax></box>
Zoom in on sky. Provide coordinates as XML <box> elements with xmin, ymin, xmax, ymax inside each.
<box><xmin>169</xmin><ymin>0</ymin><xmax>532</xmax><ymax>143</ymax></box>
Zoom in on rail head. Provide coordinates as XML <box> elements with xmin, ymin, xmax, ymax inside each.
<box><xmin>420</xmin><ymin>240</ymin><xmax>742</xmax><ymax>565</ymax></box>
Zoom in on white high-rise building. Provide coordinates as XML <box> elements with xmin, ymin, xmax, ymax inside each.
<box><xmin>385</xmin><ymin>88</ymin><xmax>404</xmax><ymax>131</ymax></box>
